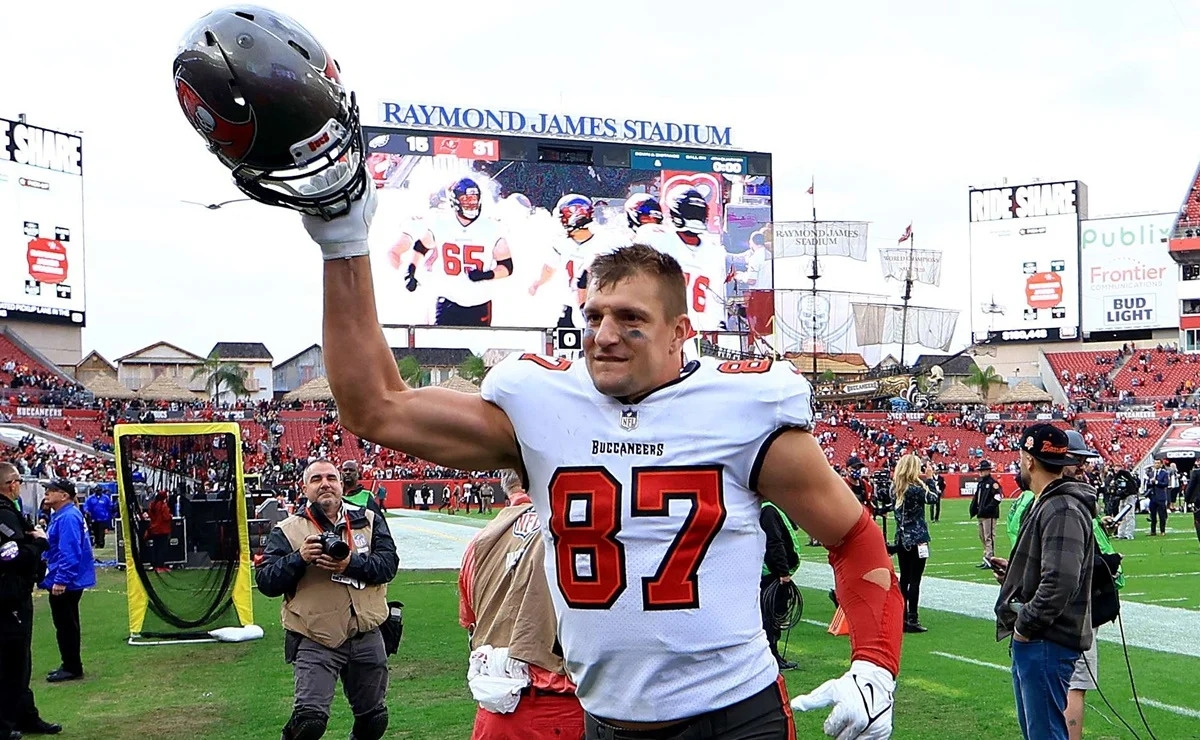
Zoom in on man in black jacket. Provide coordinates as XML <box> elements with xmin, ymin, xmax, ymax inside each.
<box><xmin>989</xmin><ymin>425</ymin><xmax>1096</xmax><ymax>740</ymax></box>
<box><xmin>0</xmin><ymin>462</ymin><xmax>62</xmax><ymax>739</ymax></box>
<box><xmin>971</xmin><ymin>460</ymin><xmax>1003</xmax><ymax>568</ymax></box>
<box><xmin>256</xmin><ymin>460</ymin><xmax>399</xmax><ymax>740</ymax></box>
<box><xmin>760</xmin><ymin>501</ymin><xmax>800</xmax><ymax>671</ymax></box>
<box><xmin>1185</xmin><ymin>465</ymin><xmax>1200</xmax><ymax>546</ymax></box>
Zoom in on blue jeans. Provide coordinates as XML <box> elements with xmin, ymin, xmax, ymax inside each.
<box><xmin>1011</xmin><ymin>637</ymin><xmax>1080</xmax><ymax>740</ymax></box>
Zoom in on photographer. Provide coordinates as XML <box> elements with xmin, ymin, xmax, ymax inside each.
<box><xmin>257</xmin><ymin>460</ymin><xmax>399</xmax><ymax>740</ymax></box>
<box><xmin>842</xmin><ymin>457</ymin><xmax>873</xmax><ymax>508</ymax></box>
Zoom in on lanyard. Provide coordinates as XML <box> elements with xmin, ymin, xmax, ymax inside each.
<box><xmin>305</xmin><ymin>506</ymin><xmax>351</xmax><ymax>546</ymax></box>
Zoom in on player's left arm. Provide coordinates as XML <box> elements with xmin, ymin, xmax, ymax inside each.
<box><xmin>466</xmin><ymin>238</ymin><xmax>513</xmax><ymax>282</ymax></box>
<box><xmin>753</xmin><ymin>365</ymin><xmax>901</xmax><ymax>737</ymax></box>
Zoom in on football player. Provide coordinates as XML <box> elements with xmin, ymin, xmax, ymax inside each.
<box><xmin>634</xmin><ymin>188</ymin><xmax>729</xmax><ymax>332</ymax></box>
<box><xmin>387</xmin><ymin>177</ymin><xmax>512</xmax><ymax>327</ymax></box>
<box><xmin>307</xmin><ymin>178</ymin><xmax>902</xmax><ymax>740</ymax></box>
<box><xmin>529</xmin><ymin>194</ymin><xmax>617</xmax><ymax>329</ymax></box>
<box><xmin>623</xmin><ymin>193</ymin><xmax>663</xmax><ymax>239</ymax></box>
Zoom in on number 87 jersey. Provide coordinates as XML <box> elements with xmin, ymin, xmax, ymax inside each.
<box><xmin>480</xmin><ymin>352</ymin><xmax>815</xmax><ymax>723</ymax></box>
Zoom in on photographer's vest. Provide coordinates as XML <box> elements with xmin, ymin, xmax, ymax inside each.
<box><xmin>761</xmin><ymin>502</ymin><xmax>803</xmax><ymax>577</ymax></box>
<box><xmin>468</xmin><ymin>502</ymin><xmax>565</xmax><ymax>676</ymax></box>
<box><xmin>277</xmin><ymin>506</ymin><xmax>388</xmax><ymax>649</ymax></box>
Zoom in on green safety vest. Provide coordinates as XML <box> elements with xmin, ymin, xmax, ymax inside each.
<box><xmin>344</xmin><ymin>488</ymin><xmax>372</xmax><ymax>509</ymax></box>
<box><xmin>761</xmin><ymin>501</ymin><xmax>803</xmax><ymax>577</ymax></box>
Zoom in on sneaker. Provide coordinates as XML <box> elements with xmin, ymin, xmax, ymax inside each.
<box><xmin>17</xmin><ymin>719</ymin><xmax>61</xmax><ymax>735</ymax></box>
<box><xmin>777</xmin><ymin>658</ymin><xmax>798</xmax><ymax>671</ymax></box>
<box><xmin>46</xmin><ymin>669</ymin><xmax>82</xmax><ymax>683</ymax></box>
<box><xmin>903</xmin><ymin>620</ymin><xmax>928</xmax><ymax>634</ymax></box>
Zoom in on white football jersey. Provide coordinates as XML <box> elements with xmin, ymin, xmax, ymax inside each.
<box><xmin>634</xmin><ymin>225</ymin><xmax>728</xmax><ymax>331</ymax></box>
<box><xmin>481</xmin><ymin>354</ymin><xmax>814</xmax><ymax>721</ymax></box>
<box><xmin>420</xmin><ymin>213</ymin><xmax>506</xmax><ymax>306</ymax></box>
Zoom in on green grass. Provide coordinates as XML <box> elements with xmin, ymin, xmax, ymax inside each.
<box><xmin>25</xmin><ymin>500</ymin><xmax>1200</xmax><ymax>739</ymax></box>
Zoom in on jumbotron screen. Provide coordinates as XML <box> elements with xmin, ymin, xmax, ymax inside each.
<box><xmin>361</xmin><ymin>126</ymin><xmax>773</xmax><ymax>331</ymax></box>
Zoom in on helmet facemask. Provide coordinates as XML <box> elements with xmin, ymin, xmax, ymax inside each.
<box><xmin>228</xmin><ymin>92</ymin><xmax>367</xmax><ymax>221</ymax></box>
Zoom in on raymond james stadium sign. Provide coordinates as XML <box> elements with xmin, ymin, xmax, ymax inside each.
<box><xmin>378</xmin><ymin>102</ymin><xmax>734</xmax><ymax>147</ymax></box>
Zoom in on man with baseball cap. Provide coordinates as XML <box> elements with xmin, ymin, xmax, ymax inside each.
<box><xmin>39</xmin><ymin>478</ymin><xmax>95</xmax><ymax>684</ymax></box>
<box><xmin>990</xmin><ymin>424</ymin><xmax>1097</xmax><ymax>740</ymax></box>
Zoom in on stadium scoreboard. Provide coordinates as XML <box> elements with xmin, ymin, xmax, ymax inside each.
<box><xmin>360</xmin><ymin>122</ymin><xmax>773</xmax><ymax>332</ymax></box>
<box><xmin>363</xmin><ymin>126</ymin><xmax>772</xmax><ymax>178</ymax></box>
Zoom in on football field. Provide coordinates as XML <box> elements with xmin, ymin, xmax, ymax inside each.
<box><xmin>28</xmin><ymin>499</ymin><xmax>1200</xmax><ymax>739</ymax></box>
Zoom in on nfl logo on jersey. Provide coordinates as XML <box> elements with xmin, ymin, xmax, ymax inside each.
<box><xmin>620</xmin><ymin>409</ymin><xmax>638</xmax><ymax>431</ymax></box>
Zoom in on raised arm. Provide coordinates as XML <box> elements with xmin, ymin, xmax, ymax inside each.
<box><xmin>305</xmin><ymin>179</ymin><xmax>521</xmax><ymax>472</ymax></box>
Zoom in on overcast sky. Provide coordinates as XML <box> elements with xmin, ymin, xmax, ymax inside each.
<box><xmin>2</xmin><ymin>0</ymin><xmax>1199</xmax><ymax>363</ymax></box>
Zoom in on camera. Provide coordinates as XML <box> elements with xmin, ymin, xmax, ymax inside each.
<box><xmin>317</xmin><ymin>532</ymin><xmax>350</xmax><ymax>561</ymax></box>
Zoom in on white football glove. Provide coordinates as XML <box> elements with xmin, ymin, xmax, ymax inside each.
<box><xmin>300</xmin><ymin>167</ymin><xmax>377</xmax><ymax>261</ymax></box>
<box><xmin>791</xmin><ymin>660</ymin><xmax>895</xmax><ymax>740</ymax></box>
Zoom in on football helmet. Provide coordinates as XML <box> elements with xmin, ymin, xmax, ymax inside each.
<box><xmin>172</xmin><ymin>6</ymin><xmax>366</xmax><ymax>219</ymax></box>
<box><xmin>450</xmin><ymin>178</ymin><xmax>483</xmax><ymax>221</ymax></box>
<box><xmin>556</xmin><ymin>194</ymin><xmax>594</xmax><ymax>232</ymax></box>
<box><xmin>668</xmin><ymin>188</ymin><xmax>709</xmax><ymax>232</ymax></box>
<box><xmin>505</xmin><ymin>192</ymin><xmax>534</xmax><ymax>214</ymax></box>
<box><xmin>624</xmin><ymin>193</ymin><xmax>663</xmax><ymax>230</ymax></box>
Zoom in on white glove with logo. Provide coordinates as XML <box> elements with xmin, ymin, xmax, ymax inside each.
<box><xmin>791</xmin><ymin>660</ymin><xmax>895</xmax><ymax>740</ymax></box>
<box><xmin>300</xmin><ymin>167</ymin><xmax>377</xmax><ymax>261</ymax></box>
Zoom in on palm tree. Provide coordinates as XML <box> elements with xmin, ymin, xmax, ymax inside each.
<box><xmin>458</xmin><ymin>354</ymin><xmax>487</xmax><ymax>383</ymax></box>
<box><xmin>964</xmin><ymin>364</ymin><xmax>1004</xmax><ymax>401</ymax></box>
<box><xmin>191</xmin><ymin>351</ymin><xmax>250</xmax><ymax>404</ymax></box>
<box><xmin>397</xmin><ymin>356</ymin><xmax>427</xmax><ymax>387</ymax></box>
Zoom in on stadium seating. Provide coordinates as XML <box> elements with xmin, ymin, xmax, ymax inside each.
<box><xmin>1110</xmin><ymin>347</ymin><xmax>1200</xmax><ymax>401</ymax></box>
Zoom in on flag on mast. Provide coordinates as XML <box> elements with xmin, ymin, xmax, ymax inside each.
<box><xmin>898</xmin><ymin>223</ymin><xmax>913</xmax><ymax>244</ymax></box>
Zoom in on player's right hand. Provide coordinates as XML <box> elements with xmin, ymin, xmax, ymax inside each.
<box><xmin>791</xmin><ymin>660</ymin><xmax>894</xmax><ymax>740</ymax></box>
<box><xmin>404</xmin><ymin>264</ymin><xmax>419</xmax><ymax>292</ymax></box>
<box><xmin>301</xmin><ymin>168</ymin><xmax>377</xmax><ymax>261</ymax></box>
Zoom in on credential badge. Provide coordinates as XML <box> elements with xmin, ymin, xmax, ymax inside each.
<box><xmin>620</xmin><ymin>408</ymin><xmax>638</xmax><ymax>431</ymax></box>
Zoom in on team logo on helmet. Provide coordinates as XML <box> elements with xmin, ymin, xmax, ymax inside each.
<box><xmin>174</xmin><ymin>76</ymin><xmax>256</xmax><ymax>163</ymax></box>
<box><xmin>624</xmin><ymin>193</ymin><xmax>663</xmax><ymax>230</ymax></box>
<box><xmin>450</xmin><ymin>177</ymin><xmax>482</xmax><ymax>221</ymax></box>
<box><xmin>556</xmin><ymin>194</ymin><xmax>594</xmax><ymax>232</ymax></box>
<box><xmin>668</xmin><ymin>188</ymin><xmax>710</xmax><ymax>232</ymax></box>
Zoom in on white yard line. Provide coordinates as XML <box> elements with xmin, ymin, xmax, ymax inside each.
<box><xmin>930</xmin><ymin>651</ymin><xmax>1008</xmax><ymax>673</ymax></box>
<box><xmin>1140</xmin><ymin>698</ymin><xmax>1200</xmax><ymax>719</ymax></box>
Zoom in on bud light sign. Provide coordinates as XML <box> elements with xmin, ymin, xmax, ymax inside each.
<box><xmin>1080</xmin><ymin>213</ymin><xmax>1177</xmax><ymax>334</ymax></box>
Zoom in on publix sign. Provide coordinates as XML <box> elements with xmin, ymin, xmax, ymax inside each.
<box><xmin>1080</xmin><ymin>213</ymin><xmax>1177</xmax><ymax>334</ymax></box>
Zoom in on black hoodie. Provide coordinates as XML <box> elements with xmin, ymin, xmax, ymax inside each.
<box><xmin>994</xmin><ymin>478</ymin><xmax>1097</xmax><ymax>652</ymax></box>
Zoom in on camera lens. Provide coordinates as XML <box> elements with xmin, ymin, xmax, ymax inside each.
<box><xmin>325</xmin><ymin>538</ymin><xmax>350</xmax><ymax>561</ymax></box>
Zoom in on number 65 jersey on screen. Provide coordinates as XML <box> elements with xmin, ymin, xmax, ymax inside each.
<box><xmin>480</xmin><ymin>353</ymin><xmax>815</xmax><ymax>723</ymax></box>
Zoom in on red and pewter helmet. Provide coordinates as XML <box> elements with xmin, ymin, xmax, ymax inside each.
<box><xmin>172</xmin><ymin>5</ymin><xmax>366</xmax><ymax>219</ymax></box>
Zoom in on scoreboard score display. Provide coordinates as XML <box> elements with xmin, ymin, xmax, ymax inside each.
<box><xmin>362</xmin><ymin>125</ymin><xmax>772</xmax><ymax>331</ymax></box>
<box><xmin>0</xmin><ymin>116</ymin><xmax>86</xmax><ymax>326</ymax></box>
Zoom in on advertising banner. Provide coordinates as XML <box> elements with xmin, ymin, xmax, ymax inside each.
<box><xmin>968</xmin><ymin>181</ymin><xmax>1086</xmax><ymax>343</ymax></box>
<box><xmin>1080</xmin><ymin>213</ymin><xmax>1177</xmax><ymax>333</ymax></box>
<box><xmin>0</xmin><ymin>117</ymin><xmax>86</xmax><ymax>326</ymax></box>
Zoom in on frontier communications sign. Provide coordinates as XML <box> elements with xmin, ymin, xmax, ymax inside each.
<box><xmin>1080</xmin><ymin>213</ymin><xmax>1177</xmax><ymax>334</ymax></box>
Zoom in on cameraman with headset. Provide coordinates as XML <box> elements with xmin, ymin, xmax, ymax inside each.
<box><xmin>257</xmin><ymin>460</ymin><xmax>399</xmax><ymax>740</ymax></box>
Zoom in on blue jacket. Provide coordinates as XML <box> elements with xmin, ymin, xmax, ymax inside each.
<box><xmin>41</xmin><ymin>503</ymin><xmax>96</xmax><ymax>592</ymax></box>
<box><xmin>83</xmin><ymin>493</ymin><xmax>113</xmax><ymax>525</ymax></box>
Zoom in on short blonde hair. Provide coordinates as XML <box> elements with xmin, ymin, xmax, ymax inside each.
<box><xmin>499</xmin><ymin>469</ymin><xmax>523</xmax><ymax>494</ymax></box>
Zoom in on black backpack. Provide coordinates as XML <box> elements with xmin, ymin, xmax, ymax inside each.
<box><xmin>1091</xmin><ymin>545</ymin><xmax>1122</xmax><ymax>628</ymax></box>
